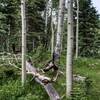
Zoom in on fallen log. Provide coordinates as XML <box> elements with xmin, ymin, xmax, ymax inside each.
<box><xmin>26</xmin><ymin>61</ymin><xmax>60</xmax><ymax>100</ymax></box>
<box><xmin>73</xmin><ymin>74</ymin><xmax>86</xmax><ymax>82</ymax></box>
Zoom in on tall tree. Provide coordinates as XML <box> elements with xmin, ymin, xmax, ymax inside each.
<box><xmin>54</xmin><ymin>0</ymin><xmax>65</xmax><ymax>60</ymax></box>
<box><xmin>75</xmin><ymin>0</ymin><xmax>79</xmax><ymax>58</ymax></box>
<box><xmin>44</xmin><ymin>0</ymin><xmax>49</xmax><ymax>34</ymax></box>
<box><xmin>21</xmin><ymin>0</ymin><xmax>26</xmax><ymax>85</ymax></box>
<box><xmin>66</xmin><ymin>0</ymin><xmax>74</xmax><ymax>97</ymax></box>
<box><xmin>0</xmin><ymin>0</ymin><xmax>20</xmax><ymax>52</ymax></box>
<box><xmin>78</xmin><ymin>0</ymin><xmax>99</xmax><ymax>57</ymax></box>
<box><xmin>25</xmin><ymin>0</ymin><xmax>45</xmax><ymax>51</ymax></box>
<box><xmin>50</xmin><ymin>0</ymin><xmax>54</xmax><ymax>55</ymax></box>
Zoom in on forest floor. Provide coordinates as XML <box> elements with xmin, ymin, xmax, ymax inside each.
<box><xmin>0</xmin><ymin>54</ymin><xmax>100</xmax><ymax>100</ymax></box>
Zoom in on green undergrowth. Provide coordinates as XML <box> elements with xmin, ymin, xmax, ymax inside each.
<box><xmin>0</xmin><ymin>52</ymin><xmax>100</xmax><ymax>100</ymax></box>
<box><xmin>73</xmin><ymin>57</ymin><xmax>100</xmax><ymax>100</ymax></box>
<box><xmin>0</xmin><ymin>68</ymin><xmax>49</xmax><ymax>100</ymax></box>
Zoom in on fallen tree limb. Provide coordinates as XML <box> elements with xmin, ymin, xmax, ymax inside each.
<box><xmin>73</xmin><ymin>74</ymin><xmax>86</xmax><ymax>82</ymax></box>
<box><xmin>1</xmin><ymin>59</ymin><xmax>60</xmax><ymax>100</ymax></box>
<box><xmin>8</xmin><ymin>61</ymin><xmax>21</xmax><ymax>70</ymax></box>
<box><xmin>26</xmin><ymin>61</ymin><xmax>60</xmax><ymax>100</ymax></box>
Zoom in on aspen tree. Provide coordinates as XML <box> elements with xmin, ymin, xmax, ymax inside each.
<box><xmin>50</xmin><ymin>0</ymin><xmax>54</xmax><ymax>55</ymax></box>
<box><xmin>54</xmin><ymin>0</ymin><xmax>65</xmax><ymax>60</ymax></box>
<box><xmin>45</xmin><ymin>0</ymin><xmax>49</xmax><ymax>34</ymax></box>
<box><xmin>21</xmin><ymin>0</ymin><xmax>26</xmax><ymax>85</ymax></box>
<box><xmin>75</xmin><ymin>0</ymin><xmax>79</xmax><ymax>58</ymax></box>
<box><xmin>66</xmin><ymin>0</ymin><xmax>74</xmax><ymax>97</ymax></box>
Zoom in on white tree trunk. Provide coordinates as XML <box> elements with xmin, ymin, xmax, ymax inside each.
<box><xmin>51</xmin><ymin>22</ymin><xmax>54</xmax><ymax>55</ymax></box>
<box><xmin>21</xmin><ymin>0</ymin><xmax>26</xmax><ymax>85</ymax></box>
<box><xmin>54</xmin><ymin>0</ymin><xmax>65</xmax><ymax>60</ymax></box>
<box><xmin>45</xmin><ymin>0</ymin><xmax>49</xmax><ymax>34</ymax></box>
<box><xmin>75</xmin><ymin>0</ymin><xmax>79</xmax><ymax>58</ymax></box>
<box><xmin>50</xmin><ymin>0</ymin><xmax>54</xmax><ymax>55</ymax></box>
<box><xmin>66</xmin><ymin>0</ymin><xmax>74</xmax><ymax>97</ymax></box>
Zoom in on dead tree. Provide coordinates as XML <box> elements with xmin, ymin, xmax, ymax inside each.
<box><xmin>26</xmin><ymin>61</ymin><xmax>60</xmax><ymax>100</ymax></box>
<box><xmin>43</xmin><ymin>0</ymin><xmax>65</xmax><ymax>76</ymax></box>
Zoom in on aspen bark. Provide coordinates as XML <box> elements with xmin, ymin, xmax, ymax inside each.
<box><xmin>66</xmin><ymin>0</ymin><xmax>74</xmax><ymax>97</ymax></box>
<box><xmin>51</xmin><ymin>22</ymin><xmax>54</xmax><ymax>55</ymax></box>
<box><xmin>75</xmin><ymin>0</ymin><xmax>79</xmax><ymax>58</ymax></box>
<box><xmin>50</xmin><ymin>0</ymin><xmax>54</xmax><ymax>55</ymax></box>
<box><xmin>45</xmin><ymin>0</ymin><xmax>49</xmax><ymax>34</ymax></box>
<box><xmin>21</xmin><ymin>0</ymin><xmax>26</xmax><ymax>85</ymax></box>
<box><xmin>54</xmin><ymin>0</ymin><xmax>65</xmax><ymax>60</ymax></box>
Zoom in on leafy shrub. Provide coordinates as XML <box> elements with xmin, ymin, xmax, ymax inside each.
<box><xmin>0</xmin><ymin>78</ymin><xmax>49</xmax><ymax>100</ymax></box>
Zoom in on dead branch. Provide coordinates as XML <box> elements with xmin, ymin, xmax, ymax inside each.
<box><xmin>26</xmin><ymin>61</ymin><xmax>60</xmax><ymax>100</ymax></box>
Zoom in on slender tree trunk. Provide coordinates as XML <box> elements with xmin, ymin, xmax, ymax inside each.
<box><xmin>21</xmin><ymin>0</ymin><xmax>26</xmax><ymax>86</ymax></box>
<box><xmin>51</xmin><ymin>22</ymin><xmax>54</xmax><ymax>55</ymax></box>
<box><xmin>54</xmin><ymin>0</ymin><xmax>65</xmax><ymax>60</ymax></box>
<box><xmin>75</xmin><ymin>0</ymin><xmax>79</xmax><ymax>58</ymax></box>
<box><xmin>45</xmin><ymin>0</ymin><xmax>49</xmax><ymax>34</ymax></box>
<box><xmin>50</xmin><ymin>0</ymin><xmax>54</xmax><ymax>55</ymax></box>
<box><xmin>66</xmin><ymin>0</ymin><xmax>74</xmax><ymax>97</ymax></box>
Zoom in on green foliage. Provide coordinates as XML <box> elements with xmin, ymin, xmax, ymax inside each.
<box><xmin>26</xmin><ymin>0</ymin><xmax>45</xmax><ymax>33</ymax></box>
<box><xmin>0</xmin><ymin>65</ymin><xmax>49</xmax><ymax>100</ymax></box>
<box><xmin>52</xmin><ymin>0</ymin><xmax>59</xmax><ymax>8</ymax></box>
<box><xmin>0</xmin><ymin>77</ymin><xmax>49</xmax><ymax>100</ymax></box>
<box><xmin>71</xmin><ymin>77</ymin><xmax>92</xmax><ymax>100</ymax></box>
<box><xmin>0</xmin><ymin>66</ymin><xmax>19</xmax><ymax>85</ymax></box>
<box><xmin>0</xmin><ymin>0</ymin><xmax>46</xmax><ymax>52</ymax></box>
<box><xmin>76</xmin><ymin>0</ymin><xmax>100</xmax><ymax>57</ymax></box>
<box><xmin>73</xmin><ymin>58</ymin><xmax>100</xmax><ymax>100</ymax></box>
<box><xmin>0</xmin><ymin>55</ymin><xmax>100</xmax><ymax>100</ymax></box>
<box><xmin>28</xmin><ymin>45</ymin><xmax>51</xmax><ymax>68</ymax></box>
<box><xmin>0</xmin><ymin>0</ymin><xmax>20</xmax><ymax>52</ymax></box>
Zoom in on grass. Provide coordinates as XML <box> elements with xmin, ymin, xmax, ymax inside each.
<box><xmin>74</xmin><ymin>58</ymin><xmax>100</xmax><ymax>90</ymax></box>
<box><xmin>0</xmin><ymin>55</ymin><xmax>100</xmax><ymax>100</ymax></box>
<box><xmin>73</xmin><ymin>57</ymin><xmax>100</xmax><ymax>100</ymax></box>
